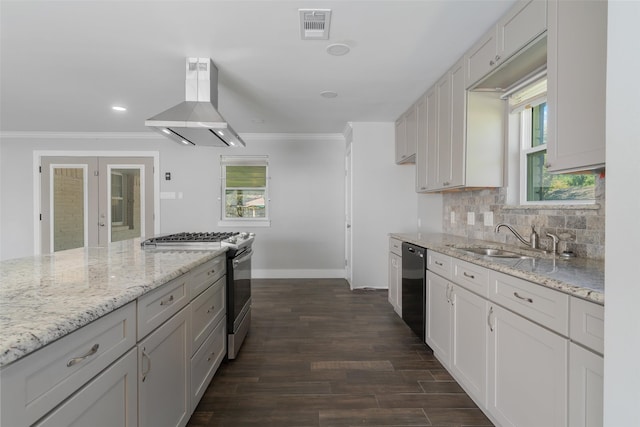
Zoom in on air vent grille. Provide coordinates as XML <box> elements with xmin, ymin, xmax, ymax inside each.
<box><xmin>299</xmin><ymin>9</ymin><xmax>331</xmax><ymax>40</ymax></box>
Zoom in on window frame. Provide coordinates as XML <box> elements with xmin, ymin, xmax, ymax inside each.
<box><xmin>218</xmin><ymin>155</ymin><xmax>271</xmax><ymax>227</ymax></box>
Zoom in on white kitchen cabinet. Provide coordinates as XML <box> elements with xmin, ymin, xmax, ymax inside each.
<box><xmin>138</xmin><ymin>307</ymin><xmax>191</xmax><ymax>427</ymax></box>
<box><xmin>416</xmin><ymin>88</ymin><xmax>437</xmax><ymax>192</ymax></box>
<box><xmin>466</xmin><ymin>0</ymin><xmax>547</xmax><ymax>87</ymax></box>
<box><xmin>569</xmin><ymin>342</ymin><xmax>603</xmax><ymax>427</ymax></box>
<box><xmin>414</xmin><ymin>93</ymin><xmax>429</xmax><ymax>192</ymax></box>
<box><xmin>546</xmin><ymin>0</ymin><xmax>607</xmax><ymax>172</ymax></box>
<box><xmin>426</xmin><ymin>271</ymin><xmax>452</xmax><ymax>362</ymax></box>
<box><xmin>395</xmin><ymin>105</ymin><xmax>416</xmax><ymax>164</ymax></box>
<box><xmin>190</xmin><ymin>317</ymin><xmax>226</xmax><ymax>413</ymax></box>
<box><xmin>451</xmin><ymin>284</ymin><xmax>488</xmax><ymax>406</ymax></box>
<box><xmin>487</xmin><ymin>303</ymin><xmax>568</xmax><ymax>427</ymax></box>
<box><xmin>34</xmin><ymin>349</ymin><xmax>137</xmax><ymax>427</ymax></box>
<box><xmin>0</xmin><ymin>302</ymin><xmax>136</xmax><ymax>427</ymax></box>
<box><xmin>419</xmin><ymin>57</ymin><xmax>503</xmax><ymax>193</ymax></box>
<box><xmin>388</xmin><ymin>238</ymin><xmax>402</xmax><ymax>316</ymax></box>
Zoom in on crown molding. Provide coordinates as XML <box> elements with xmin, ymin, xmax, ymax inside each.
<box><xmin>1</xmin><ymin>131</ymin><xmax>346</xmax><ymax>143</ymax></box>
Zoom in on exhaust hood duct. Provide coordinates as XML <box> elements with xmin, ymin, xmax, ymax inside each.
<box><xmin>145</xmin><ymin>58</ymin><xmax>245</xmax><ymax>147</ymax></box>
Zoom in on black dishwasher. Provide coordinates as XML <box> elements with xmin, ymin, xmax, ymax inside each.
<box><xmin>401</xmin><ymin>242</ymin><xmax>426</xmax><ymax>341</ymax></box>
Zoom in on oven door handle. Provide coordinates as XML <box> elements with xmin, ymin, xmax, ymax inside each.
<box><xmin>233</xmin><ymin>248</ymin><xmax>253</xmax><ymax>268</ymax></box>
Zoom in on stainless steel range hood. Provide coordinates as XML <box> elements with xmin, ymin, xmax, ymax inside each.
<box><xmin>145</xmin><ymin>58</ymin><xmax>245</xmax><ymax>147</ymax></box>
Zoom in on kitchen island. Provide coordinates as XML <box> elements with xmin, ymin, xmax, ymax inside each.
<box><xmin>0</xmin><ymin>238</ymin><xmax>227</xmax><ymax>367</ymax></box>
<box><xmin>1</xmin><ymin>238</ymin><xmax>229</xmax><ymax>427</ymax></box>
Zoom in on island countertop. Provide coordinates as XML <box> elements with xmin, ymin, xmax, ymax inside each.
<box><xmin>391</xmin><ymin>232</ymin><xmax>604</xmax><ymax>305</ymax></box>
<box><xmin>0</xmin><ymin>239</ymin><xmax>227</xmax><ymax>367</ymax></box>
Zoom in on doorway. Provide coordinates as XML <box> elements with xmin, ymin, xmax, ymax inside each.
<box><xmin>40</xmin><ymin>156</ymin><xmax>155</xmax><ymax>253</ymax></box>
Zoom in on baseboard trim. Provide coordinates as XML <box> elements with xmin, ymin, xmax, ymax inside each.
<box><xmin>252</xmin><ymin>269</ymin><xmax>346</xmax><ymax>279</ymax></box>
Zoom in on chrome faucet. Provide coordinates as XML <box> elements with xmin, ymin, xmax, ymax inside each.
<box><xmin>494</xmin><ymin>223</ymin><xmax>540</xmax><ymax>249</ymax></box>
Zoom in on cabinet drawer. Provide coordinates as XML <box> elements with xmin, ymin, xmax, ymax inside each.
<box><xmin>489</xmin><ymin>270</ymin><xmax>569</xmax><ymax>335</ymax></box>
<box><xmin>190</xmin><ymin>317</ymin><xmax>226</xmax><ymax>412</ymax></box>
<box><xmin>138</xmin><ymin>274</ymin><xmax>190</xmax><ymax>339</ymax></box>
<box><xmin>570</xmin><ymin>297</ymin><xmax>604</xmax><ymax>355</ymax></box>
<box><xmin>389</xmin><ymin>238</ymin><xmax>402</xmax><ymax>256</ymax></box>
<box><xmin>0</xmin><ymin>302</ymin><xmax>136</xmax><ymax>427</ymax></box>
<box><xmin>453</xmin><ymin>258</ymin><xmax>489</xmax><ymax>297</ymax></box>
<box><xmin>427</xmin><ymin>251</ymin><xmax>452</xmax><ymax>280</ymax></box>
<box><xmin>190</xmin><ymin>276</ymin><xmax>226</xmax><ymax>354</ymax></box>
<box><xmin>190</xmin><ymin>256</ymin><xmax>226</xmax><ymax>300</ymax></box>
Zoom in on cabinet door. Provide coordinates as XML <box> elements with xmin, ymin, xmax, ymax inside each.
<box><xmin>415</xmin><ymin>94</ymin><xmax>429</xmax><ymax>192</ymax></box>
<box><xmin>394</xmin><ymin>117</ymin><xmax>406</xmax><ymax>164</ymax></box>
<box><xmin>435</xmin><ymin>75</ymin><xmax>452</xmax><ymax>189</ymax></box>
<box><xmin>425</xmin><ymin>87</ymin><xmax>438</xmax><ymax>191</ymax></box>
<box><xmin>388</xmin><ymin>252</ymin><xmax>402</xmax><ymax>316</ymax></box>
<box><xmin>497</xmin><ymin>0</ymin><xmax>547</xmax><ymax>61</ymax></box>
<box><xmin>449</xmin><ymin>59</ymin><xmax>466</xmax><ymax>188</ymax></box>
<box><xmin>404</xmin><ymin>104</ymin><xmax>417</xmax><ymax>162</ymax></box>
<box><xmin>547</xmin><ymin>0</ymin><xmax>606</xmax><ymax>172</ymax></box>
<box><xmin>138</xmin><ymin>308</ymin><xmax>191</xmax><ymax>427</ymax></box>
<box><xmin>426</xmin><ymin>271</ymin><xmax>451</xmax><ymax>365</ymax></box>
<box><xmin>34</xmin><ymin>349</ymin><xmax>137</xmax><ymax>427</ymax></box>
<box><xmin>569</xmin><ymin>343</ymin><xmax>603</xmax><ymax>427</ymax></box>
<box><xmin>466</xmin><ymin>28</ymin><xmax>498</xmax><ymax>88</ymax></box>
<box><xmin>451</xmin><ymin>285</ymin><xmax>487</xmax><ymax>405</ymax></box>
<box><xmin>487</xmin><ymin>304</ymin><xmax>568</xmax><ymax>427</ymax></box>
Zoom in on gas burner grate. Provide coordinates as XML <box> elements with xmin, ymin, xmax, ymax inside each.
<box><xmin>144</xmin><ymin>232</ymin><xmax>239</xmax><ymax>244</ymax></box>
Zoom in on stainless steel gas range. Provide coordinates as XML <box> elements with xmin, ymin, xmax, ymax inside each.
<box><xmin>141</xmin><ymin>231</ymin><xmax>254</xmax><ymax>359</ymax></box>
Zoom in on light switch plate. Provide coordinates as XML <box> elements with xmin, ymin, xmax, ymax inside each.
<box><xmin>484</xmin><ymin>211</ymin><xmax>494</xmax><ymax>226</ymax></box>
<box><xmin>467</xmin><ymin>212</ymin><xmax>475</xmax><ymax>225</ymax></box>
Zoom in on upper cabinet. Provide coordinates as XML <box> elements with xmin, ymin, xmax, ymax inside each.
<box><xmin>546</xmin><ymin>0</ymin><xmax>607</xmax><ymax>173</ymax></box>
<box><xmin>416</xmin><ymin>58</ymin><xmax>504</xmax><ymax>193</ymax></box>
<box><xmin>466</xmin><ymin>0</ymin><xmax>547</xmax><ymax>88</ymax></box>
<box><xmin>395</xmin><ymin>103</ymin><xmax>417</xmax><ymax>164</ymax></box>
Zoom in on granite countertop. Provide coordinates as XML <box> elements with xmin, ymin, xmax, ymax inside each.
<box><xmin>0</xmin><ymin>239</ymin><xmax>227</xmax><ymax>367</ymax></box>
<box><xmin>391</xmin><ymin>233</ymin><xmax>604</xmax><ymax>305</ymax></box>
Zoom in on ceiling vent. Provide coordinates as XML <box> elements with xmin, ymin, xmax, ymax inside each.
<box><xmin>299</xmin><ymin>9</ymin><xmax>331</xmax><ymax>40</ymax></box>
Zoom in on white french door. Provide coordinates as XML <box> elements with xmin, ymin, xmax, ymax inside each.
<box><xmin>40</xmin><ymin>156</ymin><xmax>154</xmax><ymax>253</ymax></box>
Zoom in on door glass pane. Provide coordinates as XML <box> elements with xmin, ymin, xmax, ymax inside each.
<box><xmin>110</xmin><ymin>168</ymin><xmax>141</xmax><ymax>242</ymax></box>
<box><xmin>53</xmin><ymin>167</ymin><xmax>85</xmax><ymax>251</ymax></box>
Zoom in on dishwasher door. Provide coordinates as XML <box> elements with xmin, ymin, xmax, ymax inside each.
<box><xmin>401</xmin><ymin>242</ymin><xmax>426</xmax><ymax>341</ymax></box>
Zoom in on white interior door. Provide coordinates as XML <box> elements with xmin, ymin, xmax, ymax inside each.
<box><xmin>41</xmin><ymin>156</ymin><xmax>154</xmax><ymax>253</ymax></box>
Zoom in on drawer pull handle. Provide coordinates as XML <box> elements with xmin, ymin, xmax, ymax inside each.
<box><xmin>141</xmin><ymin>348</ymin><xmax>151</xmax><ymax>382</ymax></box>
<box><xmin>488</xmin><ymin>306</ymin><xmax>494</xmax><ymax>332</ymax></box>
<box><xmin>208</xmin><ymin>269</ymin><xmax>216</xmax><ymax>276</ymax></box>
<box><xmin>67</xmin><ymin>343</ymin><xmax>99</xmax><ymax>367</ymax></box>
<box><xmin>207</xmin><ymin>351</ymin><xmax>216</xmax><ymax>362</ymax></box>
<box><xmin>160</xmin><ymin>295</ymin><xmax>174</xmax><ymax>306</ymax></box>
<box><xmin>514</xmin><ymin>292</ymin><xmax>533</xmax><ymax>303</ymax></box>
<box><xmin>435</xmin><ymin>261</ymin><xmax>444</xmax><ymax>267</ymax></box>
<box><xmin>207</xmin><ymin>305</ymin><xmax>216</xmax><ymax>314</ymax></box>
<box><xmin>463</xmin><ymin>272</ymin><xmax>475</xmax><ymax>279</ymax></box>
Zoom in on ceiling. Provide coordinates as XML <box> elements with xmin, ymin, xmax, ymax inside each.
<box><xmin>0</xmin><ymin>0</ymin><xmax>517</xmax><ymax>135</ymax></box>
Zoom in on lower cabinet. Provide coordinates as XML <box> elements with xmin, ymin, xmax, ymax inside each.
<box><xmin>138</xmin><ymin>307</ymin><xmax>191</xmax><ymax>427</ymax></box>
<box><xmin>450</xmin><ymin>285</ymin><xmax>487</xmax><ymax>405</ymax></box>
<box><xmin>34</xmin><ymin>349</ymin><xmax>138</xmax><ymax>427</ymax></box>
<box><xmin>487</xmin><ymin>303</ymin><xmax>568</xmax><ymax>427</ymax></box>
<box><xmin>569</xmin><ymin>343</ymin><xmax>604</xmax><ymax>427</ymax></box>
<box><xmin>388</xmin><ymin>238</ymin><xmax>402</xmax><ymax>316</ymax></box>
<box><xmin>426</xmin><ymin>271</ymin><xmax>452</xmax><ymax>361</ymax></box>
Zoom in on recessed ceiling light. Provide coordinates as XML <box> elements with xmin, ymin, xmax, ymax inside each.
<box><xmin>112</xmin><ymin>106</ymin><xmax>127</xmax><ymax>112</ymax></box>
<box><xmin>320</xmin><ymin>91</ymin><xmax>338</xmax><ymax>99</ymax></box>
<box><xmin>326</xmin><ymin>43</ymin><xmax>350</xmax><ymax>56</ymax></box>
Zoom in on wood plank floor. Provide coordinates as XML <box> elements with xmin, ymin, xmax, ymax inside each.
<box><xmin>187</xmin><ymin>278</ymin><xmax>493</xmax><ymax>427</ymax></box>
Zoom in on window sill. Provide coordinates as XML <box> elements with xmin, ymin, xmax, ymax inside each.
<box><xmin>502</xmin><ymin>203</ymin><xmax>600</xmax><ymax>211</ymax></box>
<box><xmin>217</xmin><ymin>220</ymin><xmax>271</xmax><ymax>228</ymax></box>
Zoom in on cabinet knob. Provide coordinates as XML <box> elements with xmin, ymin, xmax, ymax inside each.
<box><xmin>489</xmin><ymin>59</ymin><xmax>495</xmax><ymax>66</ymax></box>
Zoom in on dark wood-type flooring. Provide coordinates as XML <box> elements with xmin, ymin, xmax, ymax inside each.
<box><xmin>187</xmin><ymin>278</ymin><xmax>493</xmax><ymax>427</ymax></box>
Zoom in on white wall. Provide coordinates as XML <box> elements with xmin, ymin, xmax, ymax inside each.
<box><xmin>0</xmin><ymin>133</ymin><xmax>346</xmax><ymax>278</ymax></box>
<box><xmin>603</xmin><ymin>2</ymin><xmax>640</xmax><ymax>425</ymax></box>
<box><xmin>349</xmin><ymin>122</ymin><xmax>423</xmax><ymax>289</ymax></box>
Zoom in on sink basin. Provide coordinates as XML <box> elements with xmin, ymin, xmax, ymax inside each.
<box><xmin>453</xmin><ymin>247</ymin><xmax>533</xmax><ymax>259</ymax></box>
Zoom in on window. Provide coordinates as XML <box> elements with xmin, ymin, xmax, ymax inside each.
<box><xmin>220</xmin><ymin>155</ymin><xmax>269</xmax><ymax>225</ymax></box>
<box><xmin>511</xmin><ymin>77</ymin><xmax>595</xmax><ymax>204</ymax></box>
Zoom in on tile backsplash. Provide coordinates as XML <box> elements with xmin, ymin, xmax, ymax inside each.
<box><xmin>442</xmin><ymin>175</ymin><xmax>605</xmax><ymax>259</ymax></box>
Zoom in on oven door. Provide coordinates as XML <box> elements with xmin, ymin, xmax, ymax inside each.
<box><xmin>227</xmin><ymin>247</ymin><xmax>252</xmax><ymax>359</ymax></box>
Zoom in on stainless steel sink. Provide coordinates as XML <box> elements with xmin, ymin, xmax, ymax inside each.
<box><xmin>453</xmin><ymin>247</ymin><xmax>534</xmax><ymax>259</ymax></box>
